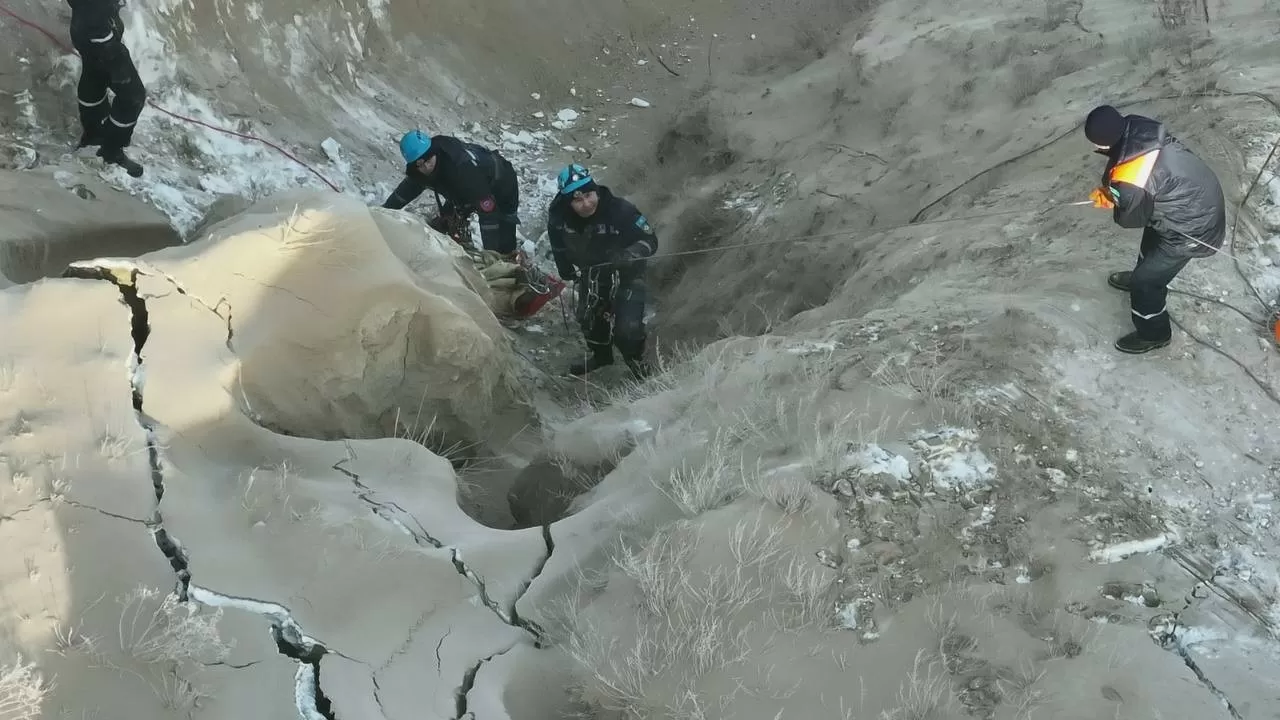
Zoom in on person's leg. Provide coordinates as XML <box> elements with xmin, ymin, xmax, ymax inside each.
<box><xmin>69</xmin><ymin>22</ymin><xmax>112</xmax><ymax>148</ymax></box>
<box><xmin>611</xmin><ymin>275</ymin><xmax>650</xmax><ymax>379</ymax></box>
<box><xmin>75</xmin><ymin>63</ymin><xmax>112</xmax><ymax>147</ymax></box>
<box><xmin>1118</xmin><ymin>243</ymin><xmax>1190</xmax><ymax>353</ymax></box>
<box><xmin>570</xmin><ymin>271</ymin><xmax>615</xmax><ymax>375</ymax></box>
<box><xmin>479</xmin><ymin>158</ymin><xmax>521</xmax><ymax>255</ymax></box>
<box><xmin>1108</xmin><ymin>227</ymin><xmax>1162</xmax><ymax>292</ymax></box>
<box><xmin>96</xmin><ymin>44</ymin><xmax>147</xmax><ymax>176</ymax></box>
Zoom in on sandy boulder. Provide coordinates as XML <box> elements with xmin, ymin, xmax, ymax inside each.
<box><xmin>112</xmin><ymin>190</ymin><xmax>532</xmax><ymax>452</ymax></box>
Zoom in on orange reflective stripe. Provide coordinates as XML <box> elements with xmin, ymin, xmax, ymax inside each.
<box><xmin>1109</xmin><ymin>149</ymin><xmax>1159</xmax><ymax>189</ymax></box>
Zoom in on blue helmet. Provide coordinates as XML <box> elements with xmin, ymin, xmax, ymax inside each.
<box><xmin>557</xmin><ymin>163</ymin><xmax>593</xmax><ymax>195</ymax></box>
<box><xmin>399</xmin><ymin>130</ymin><xmax>432</xmax><ymax>163</ymax></box>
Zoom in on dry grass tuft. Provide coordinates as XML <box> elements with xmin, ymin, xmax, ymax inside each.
<box><xmin>0</xmin><ymin>658</ymin><xmax>50</xmax><ymax>720</ymax></box>
<box><xmin>880</xmin><ymin>650</ymin><xmax>952</xmax><ymax>720</ymax></box>
<box><xmin>117</xmin><ymin>586</ymin><xmax>233</xmax><ymax>665</ymax></box>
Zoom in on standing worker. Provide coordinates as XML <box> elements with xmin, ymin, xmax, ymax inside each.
<box><xmin>382</xmin><ymin>130</ymin><xmax>521</xmax><ymax>256</ymax></box>
<box><xmin>547</xmin><ymin>164</ymin><xmax>657</xmax><ymax>379</ymax></box>
<box><xmin>1086</xmin><ymin>104</ymin><xmax>1226</xmax><ymax>354</ymax></box>
<box><xmin>68</xmin><ymin>0</ymin><xmax>146</xmax><ymax>177</ymax></box>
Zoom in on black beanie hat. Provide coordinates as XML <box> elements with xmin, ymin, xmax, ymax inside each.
<box><xmin>1085</xmin><ymin>105</ymin><xmax>1126</xmax><ymax>147</ymax></box>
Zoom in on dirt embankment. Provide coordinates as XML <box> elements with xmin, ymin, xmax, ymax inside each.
<box><xmin>1</xmin><ymin>0</ymin><xmax>1279</xmax><ymax>719</ymax></box>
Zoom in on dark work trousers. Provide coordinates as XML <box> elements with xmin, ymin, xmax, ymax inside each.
<box><xmin>1130</xmin><ymin>227</ymin><xmax>1192</xmax><ymax>340</ymax></box>
<box><xmin>576</xmin><ymin>268</ymin><xmax>647</xmax><ymax>361</ymax></box>
<box><xmin>70</xmin><ymin>17</ymin><xmax>147</xmax><ymax>149</ymax></box>
<box><xmin>476</xmin><ymin>155</ymin><xmax>521</xmax><ymax>254</ymax></box>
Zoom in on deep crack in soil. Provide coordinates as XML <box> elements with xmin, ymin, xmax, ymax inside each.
<box><xmin>333</xmin><ymin>447</ymin><xmax>554</xmax><ymax>646</ymax></box>
<box><xmin>63</xmin><ymin>260</ymin><xmax>338</xmax><ymax>720</ymax></box>
<box><xmin>454</xmin><ymin>644</ymin><xmax>518</xmax><ymax>720</ymax></box>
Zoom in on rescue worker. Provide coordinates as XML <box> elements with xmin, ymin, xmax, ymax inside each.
<box><xmin>382</xmin><ymin>130</ymin><xmax>521</xmax><ymax>255</ymax></box>
<box><xmin>68</xmin><ymin>0</ymin><xmax>146</xmax><ymax>177</ymax></box>
<box><xmin>547</xmin><ymin>164</ymin><xmax>657</xmax><ymax>379</ymax></box>
<box><xmin>1086</xmin><ymin>104</ymin><xmax>1226</xmax><ymax>354</ymax></box>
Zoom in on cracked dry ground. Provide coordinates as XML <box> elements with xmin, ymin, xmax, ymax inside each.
<box><xmin>0</xmin><ymin>248</ymin><xmax>559</xmax><ymax>719</ymax></box>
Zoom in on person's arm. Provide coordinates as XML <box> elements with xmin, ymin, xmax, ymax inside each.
<box><xmin>611</xmin><ymin>207</ymin><xmax>658</xmax><ymax>267</ymax></box>
<box><xmin>382</xmin><ymin>173</ymin><xmax>427</xmax><ymax>210</ymax></box>
<box><xmin>1106</xmin><ymin>149</ymin><xmax>1159</xmax><ymax>229</ymax></box>
<box><xmin>1110</xmin><ymin>180</ymin><xmax>1155</xmax><ymax>229</ymax></box>
<box><xmin>546</xmin><ymin>212</ymin><xmax>577</xmax><ymax>279</ymax></box>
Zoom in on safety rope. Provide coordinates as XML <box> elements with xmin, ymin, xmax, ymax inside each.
<box><xmin>0</xmin><ymin>3</ymin><xmax>341</xmax><ymax>192</ymax></box>
<box><xmin>585</xmin><ymin>202</ymin><xmax>1093</xmax><ymax>269</ymax></box>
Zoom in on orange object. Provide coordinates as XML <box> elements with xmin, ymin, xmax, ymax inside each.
<box><xmin>1272</xmin><ymin>312</ymin><xmax>1280</xmax><ymax>348</ymax></box>
<box><xmin>1089</xmin><ymin>186</ymin><xmax>1115</xmax><ymax>209</ymax></box>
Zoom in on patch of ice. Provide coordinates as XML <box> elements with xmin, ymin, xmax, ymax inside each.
<box><xmin>839</xmin><ymin>444</ymin><xmax>912</xmax><ymax>482</ymax></box>
<box><xmin>1088</xmin><ymin>533</ymin><xmax>1174</xmax><ymax>564</ymax></box>
<box><xmin>911</xmin><ymin>428</ymin><xmax>996</xmax><ymax>490</ymax></box>
<box><xmin>320</xmin><ymin>137</ymin><xmax>352</xmax><ymax>177</ymax></box>
<box><xmin>836</xmin><ymin>602</ymin><xmax>858</xmax><ymax>630</ymax></box>
<box><xmin>365</xmin><ymin>0</ymin><xmax>390</xmax><ymax>23</ymax></box>
<box><xmin>785</xmin><ymin>341</ymin><xmax>838</xmax><ymax>356</ymax></box>
<box><xmin>15</xmin><ymin>90</ymin><xmax>37</xmax><ymax>130</ymax></box>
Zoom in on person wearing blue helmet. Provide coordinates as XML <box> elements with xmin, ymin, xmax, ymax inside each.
<box><xmin>546</xmin><ymin>163</ymin><xmax>657</xmax><ymax>379</ymax></box>
<box><xmin>382</xmin><ymin>129</ymin><xmax>521</xmax><ymax>255</ymax></box>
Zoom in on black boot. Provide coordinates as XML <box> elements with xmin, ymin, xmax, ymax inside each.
<box><xmin>569</xmin><ymin>347</ymin><xmax>613</xmax><ymax>376</ymax></box>
<box><xmin>98</xmin><ymin>146</ymin><xmax>144</xmax><ymax>178</ymax></box>
<box><xmin>1115</xmin><ymin>331</ymin><xmax>1170</xmax><ymax>354</ymax></box>
<box><xmin>1107</xmin><ymin>271</ymin><xmax>1132</xmax><ymax>292</ymax></box>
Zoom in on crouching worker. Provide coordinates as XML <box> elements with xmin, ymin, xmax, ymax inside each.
<box><xmin>382</xmin><ymin>130</ymin><xmax>521</xmax><ymax>255</ymax></box>
<box><xmin>69</xmin><ymin>0</ymin><xmax>146</xmax><ymax>177</ymax></box>
<box><xmin>548</xmin><ymin>164</ymin><xmax>656</xmax><ymax>379</ymax></box>
<box><xmin>1085</xmin><ymin>104</ymin><xmax>1226</xmax><ymax>354</ymax></box>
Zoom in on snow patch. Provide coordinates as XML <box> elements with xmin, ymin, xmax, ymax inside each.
<box><xmin>839</xmin><ymin>444</ymin><xmax>912</xmax><ymax>483</ymax></box>
<box><xmin>911</xmin><ymin>428</ymin><xmax>996</xmax><ymax>490</ymax></box>
<box><xmin>785</xmin><ymin>341</ymin><xmax>838</xmax><ymax>356</ymax></box>
<box><xmin>1088</xmin><ymin>533</ymin><xmax>1174</xmax><ymax>564</ymax></box>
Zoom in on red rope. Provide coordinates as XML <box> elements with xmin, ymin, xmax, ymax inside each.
<box><xmin>0</xmin><ymin>3</ymin><xmax>341</xmax><ymax>192</ymax></box>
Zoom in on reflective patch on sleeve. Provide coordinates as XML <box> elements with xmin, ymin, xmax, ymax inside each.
<box><xmin>1109</xmin><ymin>149</ymin><xmax>1160</xmax><ymax>190</ymax></box>
<box><xmin>635</xmin><ymin>214</ymin><xmax>654</xmax><ymax>234</ymax></box>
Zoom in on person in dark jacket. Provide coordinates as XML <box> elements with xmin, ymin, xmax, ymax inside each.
<box><xmin>382</xmin><ymin>130</ymin><xmax>521</xmax><ymax>255</ymax></box>
<box><xmin>68</xmin><ymin>0</ymin><xmax>146</xmax><ymax>177</ymax></box>
<box><xmin>547</xmin><ymin>164</ymin><xmax>657</xmax><ymax>379</ymax></box>
<box><xmin>1086</xmin><ymin>105</ymin><xmax>1226</xmax><ymax>354</ymax></box>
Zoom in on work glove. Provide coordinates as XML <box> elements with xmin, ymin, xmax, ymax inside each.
<box><xmin>609</xmin><ymin>244</ymin><xmax>648</xmax><ymax>270</ymax></box>
<box><xmin>1089</xmin><ymin>186</ymin><xmax>1117</xmax><ymax>210</ymax></box>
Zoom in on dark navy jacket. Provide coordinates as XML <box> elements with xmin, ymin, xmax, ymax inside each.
<box><xmin>1101</xmin><ymin>114</ymin><xmax>1226</xmax><ymax>257</ymax></box>
<box><xmin>546</xmin><ymin>185</ymin><xmax>657</xmax><ymax>279</ymax></box>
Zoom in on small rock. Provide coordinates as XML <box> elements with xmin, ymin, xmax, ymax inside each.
<box><xmin>832</xmin><ymin>478</ymin><xmax>855</xmax><ymax>496</ymax></box>
<box><xmin>815</xmin><ymin>549</ymin><xmax>841</xmax><ymax>569</ymax></box>
<box><xmin>556</xmin><ymin>108</ymin><xmax>579</xmax><ymax>123</ymax></box>
<box><xmin>0</xmin><ymin>144</ymin><xmax>38</xmax><ymax>170</ymax></box>
<box><xmin>320</xmin><ymin>137</ymin><xmax>343</xmax><ymax>162</ymax></box>
<box><xmin>628</xmin><ymin>97</ymin><xmax>652</xmax><ymax>108</ymax></box>
<box><xmin>530</xmin><ymin>92</ymin><xmax>541</xmax><ymax>100</ymax></box>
